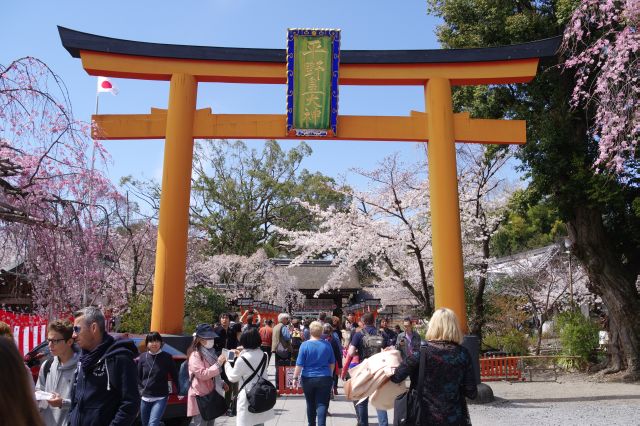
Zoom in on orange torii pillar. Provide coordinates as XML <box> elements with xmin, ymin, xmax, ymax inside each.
<box><xmin>151</xmin><ymin>74</ymin><xmax>197</xmax><ymax>333</ymax></box>
<box><xmin>426</xmin><ymin>78</ymin><xmax>466</xmax><ymax>326</ymax></box>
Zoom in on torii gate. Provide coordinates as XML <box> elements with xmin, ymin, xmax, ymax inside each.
<box><xmin>59</xmin><ymin>27</ymin><xmax>559</xmax><ymax>334</ymax></box>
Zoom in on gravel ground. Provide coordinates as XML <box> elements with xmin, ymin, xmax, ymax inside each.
<box><xmin>469</xmin><ymin>373</ymin><xmax>640</xmax><ymax>426</ymax></box>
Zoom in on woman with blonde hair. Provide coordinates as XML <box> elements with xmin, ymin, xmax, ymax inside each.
<box><xmin>390</xmin><ymin>308</ymin><xmax>477</xmax><ymax>425</ymax></box>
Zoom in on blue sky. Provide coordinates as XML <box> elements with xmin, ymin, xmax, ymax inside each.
<box><xmin>3</xmin><ymin>1</ymin><xmax>468</xmax><ymax>189</ymax></box>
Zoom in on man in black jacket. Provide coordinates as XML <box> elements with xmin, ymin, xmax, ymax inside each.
<box><xmin>68</xmin><ymin>306</ymin><xmax>139</xmax><ymax>426</ymax></box>
<box><xmin>379</xmin><ymin>317</ymin><xmax>398</xmax><ymax>347</ymax></box>
<box><xmin>395</xmin><ymin>317</ymin><xmax>422</xmax><ymax>362</ymax></box>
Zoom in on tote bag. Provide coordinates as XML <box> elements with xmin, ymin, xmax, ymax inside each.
<box><xmin>393</xmin><ymin>347</ymin><xmax>427</xmax><ymax>426</ymax></box>
<box><xmin>196</xmin><ymin>388</ymin><xmax>228</xmax><ymax>421</ymax></box>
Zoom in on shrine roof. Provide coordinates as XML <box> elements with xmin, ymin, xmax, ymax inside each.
<box><xmin>59</xmin><ymin>26</ymin><xmax>560</xmax><ymax>64</ymax></box>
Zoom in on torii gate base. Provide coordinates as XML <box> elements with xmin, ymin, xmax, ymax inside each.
<box><xmin>58</xmin><ymin>27</ymin><xmax>559</xmax><ymax>335</ymax></box>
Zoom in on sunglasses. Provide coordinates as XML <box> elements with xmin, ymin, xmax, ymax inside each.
<box><xmin>47</xmin><ymin>338</ymin><xmax>66</xmax><ymax>345</ymax></box>
<box><xmin>72</xmin><ymin>326</ymin><xmax>82</xmax><ymax>333</ymax></box>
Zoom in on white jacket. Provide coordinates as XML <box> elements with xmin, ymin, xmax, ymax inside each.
<box><xmin>224</xmin><ymin>348</ymin><xmax>275</xmax><ymax>426</ymax></box>
<box><xmin>344</xmin><ymin>349</ymin><xmax>405</xmax><ymax>408</ymax></box>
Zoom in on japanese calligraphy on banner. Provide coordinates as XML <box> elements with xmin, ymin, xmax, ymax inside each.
<box><xmin>287</xmin><ymin>29</ymin><xmax>340</xmax><ymax>137</ymax></box>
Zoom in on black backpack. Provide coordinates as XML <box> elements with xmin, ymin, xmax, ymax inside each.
<box><xmin>42</xmin><ymin>357</ymin><xmax>54</xmax><ymax>382</ymax></box>
<box><xmin>238</xmin><ymin>353</ymin><xmax>277</xmax><ymax>414</ymax></box>
<box><xmin>360</xmin><ymin>327</ymin><xmax>385</xmax><ymax>359</ymax></box>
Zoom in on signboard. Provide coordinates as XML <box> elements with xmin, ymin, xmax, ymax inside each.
<box><xmin>286</xmin><ymin>28</ymin><xmax>340</xmax><ymax>137</ymax></box>
<box><xmin>236</xmin><ymin>297</ymin><xmax>254</xmax><ymax>306</ymax></box>
<box><xmin>277</xmin><ymin>365</ymin><xmax>304</xmax><ymax>395</ymax></box>
<box><xmin>301</xmin><ymin>299</ymin><xmax>335</xmax><ymax>310</ymax></box>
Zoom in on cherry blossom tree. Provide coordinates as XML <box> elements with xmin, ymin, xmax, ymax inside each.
<box><xmin>562</xmin><ymin>0</ymin><xmax>640</xmax><ymax>172</ymax></box>
<box><xmin>0</xmin><ymin>57</ymin><xmax>127</xmax><ymax>316</ymax></box>
<box><xmin>278</xmin><ymin>146</ymin><xmax>516</xmax><ymax>320</ymax></box>
<box><xmin>458</xmin><ymin>145</ymin><xmax>516</xmax><ymax>338</ymax></box>
<box><xmin>106</xmin><ymin>198</ymin><xmax>158</xmax><ymax>300</ymax></box>
<box><xmin>490</xmin><ymin>244</ymin><xmax>591</xmax><ymax>354</ymax></box>
<box><xmin>277</xmin><ymin>153</ymin><xmax>434</xmax><ymax>314</ymax></box>
<box><xmin>188</xmin><ymin>248</ymin><xmax>304</xmax><ymax>309</ymax></box>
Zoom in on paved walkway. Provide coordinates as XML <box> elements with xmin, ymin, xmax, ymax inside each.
<box><xmin>213</xmin><ymin>360</ymin><xmax>640</xmax><ymax>425</ymax></box>
<box><xmin>214</xmin><ymin>393</ymin><xmax>386</xmax><ymax>425</ymax></box>
<box><xmin>214</xmin><ymin>358</ymin><xmax>391</xmax><ymax>425</ymax></box>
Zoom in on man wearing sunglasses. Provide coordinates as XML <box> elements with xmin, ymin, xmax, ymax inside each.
<box><xmin>68</xmin><ymin>306</ymin><xmax>139</xmax><ymax>426</ymax></box>
<box><xmin>35</xmin><ymin>320</ymin><xmax>79</xmax><ymax>426</ymax></box>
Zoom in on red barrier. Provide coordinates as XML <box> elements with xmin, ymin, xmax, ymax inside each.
<box><xmin>277</xmin><ymin>366</ymin><xmax>304</xmax><ymax>395</ymax></box>
<box><xmin>480</xmin><ymin>356</ymin><xmax>524</xmax><ymax>382</ymax></box>
<box><xmin>0</xmin><ymin>309</ymin><xmax>48</xmax><ymax>356</ymax></box>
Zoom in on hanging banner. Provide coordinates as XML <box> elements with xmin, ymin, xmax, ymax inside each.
<box><xmin>0</xmin><ymin>309</ymin><xmax>48</xmax><ymax>355</ymax></box>
<box><xmin>286</xmin><ymin>28</ymin><xmax>340</xmax><ymax>137</ymax></box>
<box><xmin>13</xmin><ymin>326</ymin><xmax>20</xmax><ymax>347</ymax></box>
<box><xmin>33</xmin><ymin>325</ymin><xmax>38</xmax><ymax>348</ymax></box>
<box><xmin>23</xmin><ymin>326</ymin><xmax>29</xmax><ymax>355</ymax></box>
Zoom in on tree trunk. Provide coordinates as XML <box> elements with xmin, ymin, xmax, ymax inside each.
<box><xmin>605</xmin><ymin>314</ymin><xmax>626</xmax><ymax>373</ymax></box>
<box><xmin>535</xmin><ymin>313</ymin><xmax>546</xmax><ymax>356</ymax></box>
<box><xmin>568</xmin><ymin>206</ymin><xmax>640</xmax><ymax>381</ymax></box>
<box><xmin>470</xmin><ymin>237</ymin><xmax>490</xmax><ymax>342</ymax></box>
<box><xmin>470</xmin><ymin>275</ymin><xmax>486</xmax><ymax>340</ymax></box>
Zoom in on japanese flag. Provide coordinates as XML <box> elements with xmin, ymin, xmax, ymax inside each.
<box><xmin>97</xmin><ymin>76</ymin><xmax>119</xmax><ymax>95</ymax></box>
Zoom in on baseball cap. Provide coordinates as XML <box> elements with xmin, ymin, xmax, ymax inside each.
<box><xmin>195</xmin><ymin>323</ymin><xmax>218</xmax><ymax>339</ymax></box>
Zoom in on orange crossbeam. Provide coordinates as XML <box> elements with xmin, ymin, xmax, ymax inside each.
<box><xmin>92</xmin><ymin>109</ymin><xmax>525</xmax><ymax>145</ymax></box>
<box><xmin>80</xmin><ymin>50</ymin><xmax>539</xmax><ymax>86</ymax></box>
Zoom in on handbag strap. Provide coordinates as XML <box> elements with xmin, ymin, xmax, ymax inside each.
<box><xmin>416</xmin><ymin>345</ymin><xmax>427</xmax><ymax>398</ymax></box>
<box><xmin>236</xmin><ymin>353</ymin><xmax>267</xmax><ymax>395</ymax></box>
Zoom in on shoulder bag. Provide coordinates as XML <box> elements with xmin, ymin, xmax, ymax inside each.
<box><xmin>393</xmin><ymin>345</ymin><xmax>427</xmax><ymax>426</ymax></box>
<box><xmin>191</xmin><ymin>357</ymin><xmax>229</xmax><ymax>421</ymax></box>
<box><xmin>275</xmin><ymin>325</ymin><xmax>291</xmax><ymax>359</ymax></box>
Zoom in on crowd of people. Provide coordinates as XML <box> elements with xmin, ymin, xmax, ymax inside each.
<box><xmin>0</xmin><ymin>305</ymin><xmax>477</xmax><ymax>426</ymax></box>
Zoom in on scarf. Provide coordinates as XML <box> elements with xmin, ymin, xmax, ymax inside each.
<box><xmin>199</xmin><ymin>346</ymin><xmax>217</xmax><ymax>365</ymax></box>
<box><xmin>80</xmin><ymin>334</ymin><xmax>114</xmax><ymax>373</ymax></box>
<box><xmin>198</xmin><ymin>347</ymin><xmax>224</xmax><ymax>393</ymax></box>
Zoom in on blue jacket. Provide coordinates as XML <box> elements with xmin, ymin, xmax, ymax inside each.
<box><xmin>68</xmin><ymin>336</ymin><xmax>140</xmax><ymax>426</ymax></box>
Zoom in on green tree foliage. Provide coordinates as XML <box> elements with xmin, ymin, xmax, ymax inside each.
<box><xmin>183</xmin><ymin>286</ymin><xmax>228</xmax><ymax>334</ymax></box>
<box><xmin>118</xmin><ymin>293</ymin><xmax>153</xmax><ymax>334</ymax></box>
<box><xmin>426</xmin><ymin>0</ymin><xmax>640</xmax><ymax>378</ymax></box>
<box><xmin>483</xmin><ymin>329</ymin><xmax>531</xmax><ymax>355</ymax></box>
<box><xmin>118</xmin><ymin>288</ymin><xmax>227</xmax><ymax>335</ymax></box>
<box><xmin>191</xmin><ymin>139</ymin><xmax>347</xmax><ymax>257</ymax></box>
<box><xmin>556</xmin><ymin>311</ymin><xmax>599</xmax><ymax>369</ymax></box>
<box><xmin>491</xmin><ymin>189</ymin><xmax>565</xmax><ymax>257</ymax></box>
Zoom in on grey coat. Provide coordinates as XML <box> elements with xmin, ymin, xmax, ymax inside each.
<box><xmin>36</xmin><ymin>352</ymin><xmax>79</xmax><ymax>426</ymax></box>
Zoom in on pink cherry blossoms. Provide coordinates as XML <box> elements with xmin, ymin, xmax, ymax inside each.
<box><xmin>0</xmin><ymin>57</ymin><xmax>129</xmax><ymax>316</ymax></box>
<box><xmin>562</xmin><ymin>0</ymin><xmax>640</xmax><ymax>173</ymax></box>
<box><xmin>188</xmin><ymin>248</ymin><xmax>304</xmax><ymax>308</ymax></box>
